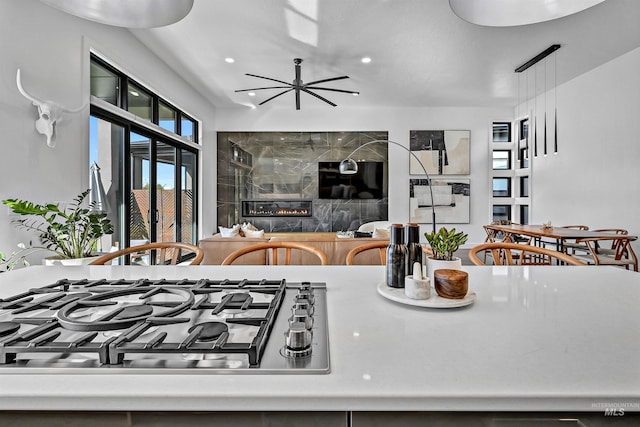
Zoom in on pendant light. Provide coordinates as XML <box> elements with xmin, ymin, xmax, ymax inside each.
<box><xmin>543</xmin><ymin>57</ymin><xmax>548</xmax><ymax>157</ymax></box>
<box><xmin>554</xmin><ymin>51</ymin><xmax>559</xmax><ymax>154</ymax></box>
<box><xmin>514</xmin><ymin>45</ymin><xmax>562</xmax><ymax>159</ymax></box>
<box><xmin>533</xmin><ymin>63</ymin><xmax>538</xmax><ymax>158</ymax></box>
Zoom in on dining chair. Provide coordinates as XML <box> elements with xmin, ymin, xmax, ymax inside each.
<box><xmin>346</xmin><ymin>241</ymin><xmax>388</xmax><ymax>265</ymax></box>
<box><xmin>221</xmin><ymin>242</ymin><xmax>328</xmax><ymax>265</ymax></box>
<box><xmin>468</xmin><ymin>242</ymin><xmax>586</xmax><ymax>266</ymax></box>
<box><xmin>557</xmin><ymin>225</ymin><xmax>590</xmax><ymax>254</ymax></box>
<box><xmin>90</xmin><ymin>242</ymin><xmax>204</xmax><ymax>265</ymax></box>
<box><xmin>589</xmin><ymin>229</ymin><xmax>629</xmax><ymax>256</ymax></box>
<box><xmin>573</xmin><ymin>235</ymin><xmax>638</xmax><ymax>271</ymax></box>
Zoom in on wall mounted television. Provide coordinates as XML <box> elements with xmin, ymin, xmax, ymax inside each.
<box><xmin>318</xmin><ymin>161</ymin><xmax>384</xmax><ymax>199</ymax></box>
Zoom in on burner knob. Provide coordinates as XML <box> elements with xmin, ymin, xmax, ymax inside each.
<box><xmin>292</xmin><ymin>300</ymin><xmax>314</xmax><ymax>316</ymax></box>
<box><xmin>284</xmin><ymin>322</ymin><xmax>313</xmax><ymax>357</ymax></box>
<box><xmin>299</xmin><ymin>282</ymin><xmax>313</xmax><ymax>292</ymax></box>
<box><xmin>296</xmin><ymin>290</ymin><xmax>315</xmax><ymax>305</ymax></box>
<box><xmin>289</xmin><ymin>308</ymin><xmax>313</xmax><ymax>329</ymax></box>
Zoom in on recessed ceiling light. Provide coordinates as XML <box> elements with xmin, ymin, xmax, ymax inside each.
<box><xmin>361</xmin><ymin>57</ymin><xmax>372</xmax><ymax>64</ymax></box>
<box><xmin>225</xmin><ymin>57</ymin><xmax>235</xmax><ymax>63</ymax></box>
<box><xmin>248</xmin><ymin>92</ymin><xmax>256</xmax><ymax>97</ymax></box>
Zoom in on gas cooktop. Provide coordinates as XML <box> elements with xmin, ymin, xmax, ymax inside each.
<box><xmin>0</xmin><ymin>278</ymin><xmax>329</xmax><ymax>374</ymax></box>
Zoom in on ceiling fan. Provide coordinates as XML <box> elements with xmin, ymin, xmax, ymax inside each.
<box><xmin>235</xmin><ymin>58</ymin><xmax>359</xmax><ymax>110</ymax></box>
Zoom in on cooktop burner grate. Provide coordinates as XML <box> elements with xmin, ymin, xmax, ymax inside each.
<box><xmin>0</xmin><ymin>278</ymin><xmax>291</xmax><ymax>368</ymax></box>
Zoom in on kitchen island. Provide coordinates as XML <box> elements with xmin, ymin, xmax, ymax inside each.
<box><xmin>1</xmin><ymin>265</ymin><xmax>639</xmax><ymax>426</ymax></box>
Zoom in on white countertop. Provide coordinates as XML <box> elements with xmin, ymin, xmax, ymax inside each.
<box><xmin>1</xmin><ymin>265</ymin><xmax>639</xmax><ymax>412</ymax></box>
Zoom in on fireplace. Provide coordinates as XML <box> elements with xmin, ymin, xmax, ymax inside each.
<box><xmin>242</xmin><ymin>200</ymin><xmax>313</xmax><ymax>217</ymax></box>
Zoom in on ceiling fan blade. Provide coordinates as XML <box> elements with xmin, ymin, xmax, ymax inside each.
<box><xmin>301</xmin><ymin>88</ymin><xmax>337</xmax><ymax>107</ymax></box>
<box><xmin>304</xmin><ymin>76</ymin><xmax>349</xmax><ymax>86</ymax></box>
<box><xmin>258</xmin><ymin>88</ymin><xmax>294</xmax><ymax>105</ymax></box>
<box><xmin>295</xmin><ymin>88</ymin><xmax>300</xmax><ymax>110</ymax></box>
<box><xmin>245</xmin><ymin>73</ymin><xmax>291</xmax><ymax>86</ymax></box>
<box><xmin>235</xmin><ymin>86</ymin><xmax>292</xmax><ymax>92</ymax></box>
<box><xmin>305</xmin><ymin>86</ymin><xmax>360</xmax><ymax>95</ymax></box>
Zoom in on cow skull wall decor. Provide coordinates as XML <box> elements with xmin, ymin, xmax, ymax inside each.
<box><xmin>16</xmin><ymin>68</ymin><xmax>84</xmax><ymax>148</ymax></box>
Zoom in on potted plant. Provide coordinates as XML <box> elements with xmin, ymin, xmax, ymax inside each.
<box><xmin>0</xmin><ymin>242</ymin><xmax>40</xmax><ymax>272</ymax></box>
<box><xmin>2</xmin><ymin>189</ymin><xmax>114</xmax><ymax>265</ymax></box>
<box><xmin>424</xmin><ymin>226</ymin><xmax>468</xmax><ymax>285</ymax></box>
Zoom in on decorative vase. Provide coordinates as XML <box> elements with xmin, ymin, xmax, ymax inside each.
<box><xmin>425</xmin><ymin>256</ymin><xmax>462</xmax><ymax>287</ymax></box>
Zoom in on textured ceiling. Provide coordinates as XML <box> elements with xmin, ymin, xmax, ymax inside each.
<box><xmin>130</xmin><ymin>0</ymin><xmax>640</xmax><ymax>110</ymax></box>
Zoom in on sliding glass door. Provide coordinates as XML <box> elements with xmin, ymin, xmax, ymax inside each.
<box><xmin>91</xmin><ymin>114</ymin><xmax>198</xmax><ymax>264</ymax></box>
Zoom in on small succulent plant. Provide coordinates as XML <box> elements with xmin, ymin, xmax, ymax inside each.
<box><xmin>424</xmin><ymin>227</ymin><xmax>468</xmax><ymax>261</ymax></box>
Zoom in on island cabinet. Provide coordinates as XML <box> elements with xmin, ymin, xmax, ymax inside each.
<box><xmin>1</xmin><ymin>266</ymin><xmax>640</xmax><ymax>426</ymax></box>
<box><xmin>0</xmin><ymin>411</ymin><xmax>349</xmax><ymax>426</ymax></box>
<box><xmin>2</xmin><ymin>410</ymin><xmax>640</xmax><ymax>425</ymax></box>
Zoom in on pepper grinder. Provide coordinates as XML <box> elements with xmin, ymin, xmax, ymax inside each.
<box><xmin>405</xmin><ymin>223</ymin><xmax>422</xmax><ymax>278</ymax></box>
<box><xmin>386</xmin><ymin>224</ymin><xmax>407</xmax><ymax>288</ymax></box>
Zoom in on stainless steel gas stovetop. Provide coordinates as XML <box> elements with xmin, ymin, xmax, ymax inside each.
<box><xmin>0</xmin><ymin>278</ymin><xmax>329</xmax><ymax>374</ymax></box>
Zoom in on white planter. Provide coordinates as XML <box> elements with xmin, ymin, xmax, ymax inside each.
<box><xmin>44</xmin><ymin>255</ymin><xmax>100</xmax><ymax>266</ymax></box>
<box><xmin>425</xmin><ymin>256</ymin><xmax>462</xmax><ymax>286</ymax></box>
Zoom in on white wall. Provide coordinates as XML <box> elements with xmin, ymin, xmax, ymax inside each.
<box><xmin>528</xmin><ymin>47</ymin><xmax>640</xmax><ymax>241</ymax></box>
<box><xmin>0</xmin><ymin>0</ymin><xmax>217</xmax><ymax>262</ymax></box>
<box><xmin>214</xmin><ymin>105</ymin><xmax>512</xmax><ymax>244</ymax></box>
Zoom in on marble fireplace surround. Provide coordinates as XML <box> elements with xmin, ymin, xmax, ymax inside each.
<box><xmin>217</xmin><ymin>131</ymin><xmax>389</xmax><ymax>233</ymax></box>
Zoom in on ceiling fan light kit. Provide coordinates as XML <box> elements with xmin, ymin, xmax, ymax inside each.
<box><xmin>235</xmin><ymin>58</ymin><xmax>359</xmax><ymax>110</ymax></box>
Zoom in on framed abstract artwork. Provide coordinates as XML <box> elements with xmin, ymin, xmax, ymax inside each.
<box><xmin>409</xmin><ymin>130</ymin><xmax>470</xmax><ymax>175</ymax></box>
<box><xmin>409</xmin><ymin>179</ymin><xmax>470</xmax><ymax>224</ymax></box>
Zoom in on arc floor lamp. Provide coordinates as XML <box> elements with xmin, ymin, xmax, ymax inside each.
<box><xmin>339</xmin><ymin>139</ymin><xmax>437</xmax><ymax>234</ymax></box>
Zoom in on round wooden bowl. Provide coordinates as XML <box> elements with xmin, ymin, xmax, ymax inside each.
<box><xmin>434</xmin><ymin>269</ymin><xmax>468</xmax><ymax>299</ymax></box>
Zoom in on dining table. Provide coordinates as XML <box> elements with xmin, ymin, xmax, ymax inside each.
<box><xmin>483</xmin><ymin>223</ymin><xmax>637</xmax><ymax>253</ymax></box>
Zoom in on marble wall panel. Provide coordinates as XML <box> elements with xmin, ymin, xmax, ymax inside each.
<box><xmin>218</xmin><ymin>132</ymin><xmax>389</xmax><ymax>232</ymax></box>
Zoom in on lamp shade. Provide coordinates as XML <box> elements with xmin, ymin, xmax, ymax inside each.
<box><xmin>338</xmin><ymin>158</ymin><xmax>359</xmax><ymax>175</ymax></box>
<box><xmin>449</xmin><ymin>0</ymin><xmax>606</xmax><ymax>27</ymax></box>
<box><xmin>39</xmin><ymin>0</ymin><xmax>194</xmax><ymax>28</ymax></box>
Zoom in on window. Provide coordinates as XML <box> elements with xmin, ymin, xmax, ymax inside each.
<box><xmin>181</xmin><ymin>116</ymin><xmax>196</xmax><ymax>141</ymax></box>
<box><xmin>493</xmin><ymin>178</ymin><xmax>511</xmax><ymax>197</ymax></box>
<box><xmin>90</xmin><ymin>60</ymin><xmax>120</xmax><ymax>106</ymax></box>
<box><xmin>90</xmin><ymin>54</ymin><xmax>199</xmax><ymax>263</ymax></box>
<box><xmin>518</xmin><ymin>118</ymin><xmax>529</xmax><ymax>169</ymax></box>
<box><xmin>519</xmin><ymin>205</ymin><xmax>529</xmax><ymax>225</ymax></box>
<box><xmin>127</xmin><ymin>82</ymin><xmax>152</xmax><ymax>121</ymax></box>
<box><xmin>520</xmin><ymin>176</ymin><xmax>529</xmax><ymax>197</ymax></box>
<box><xmin>493</xmin><ymin>205</ymin><xmax>511</xmax><ymax>222</ymax></box>
<box><xmin>492</xmin><ymin>122</ymin><xmax>512</xmax><ymax>142</ymax></box>
<box><xmin>159</xmin><ymin>101</ymin><xmax>177</xmax><ymax>133</ymax></box>
<box><xmin>519</xmin><ymin>119</ymin><xmax>528</xmax><ymax>141</ymax></box>
<box><xmin>492</xmin><ymin>150</ymin><xmax>511</xmax><ymax>170</ymax></box>
<box><xmin>490</xmin><ymin>120</ymin><xmax>529</xmax><ymax>224</ymax></box>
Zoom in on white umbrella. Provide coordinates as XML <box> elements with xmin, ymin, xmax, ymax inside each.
<box><xmin>89</xmin><ymin>162</ymin><xmax>110</xmax><ymax>214</ymax></box>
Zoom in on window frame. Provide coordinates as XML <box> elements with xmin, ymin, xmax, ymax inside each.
<box><xmin>90</xmin><ymin>54</ymin><xmax>200</xmax><ymax>262</ymax></box>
